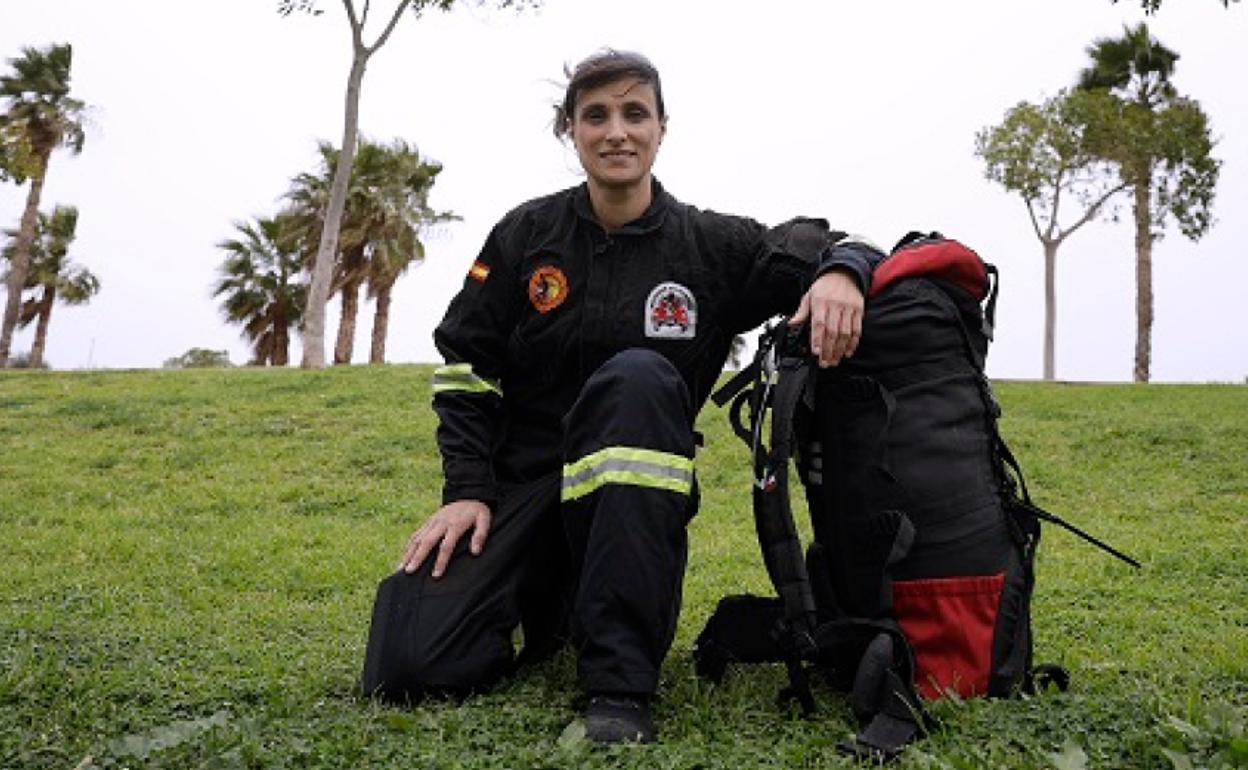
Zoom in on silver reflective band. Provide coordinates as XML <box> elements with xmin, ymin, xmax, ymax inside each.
<box><xmin>561</xmin><ymin>446</ymin><xmax>694</xmax><ymax>502</ymax></box>
<box><xmin>432</xmin><ymin>363</ymin><xmax>502</xmax><ymax>397</ymax></box>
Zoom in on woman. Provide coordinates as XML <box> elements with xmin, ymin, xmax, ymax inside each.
<box><xmin>362</xmin><ymin>49</ymin><xmax>882</xmax><ymax>744</ymax></box>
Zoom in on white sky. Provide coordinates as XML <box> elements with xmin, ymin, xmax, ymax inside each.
<box><xmin>2</xmin><ymin>0</ymin><xmax>1245</xmax><ymax>382</ymax></box>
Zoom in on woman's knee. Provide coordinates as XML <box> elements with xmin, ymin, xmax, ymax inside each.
<box><xmin>594</xmin><ymin>349</ymin><xmax>682</xmax><ymax>396</ymax></box>
<box><xmin>361</xmin><ymin>572</ymin><xmax>516</xmax><ymax>701</ymax></box>
<box><xmin>569</xmin><ymin>349</ymin><xmax>692</xmax><ymax>435</ymax></box>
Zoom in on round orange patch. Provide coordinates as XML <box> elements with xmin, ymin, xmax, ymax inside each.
<box><xmin>528</xmin><ymin>265</ymin><xmax>568</xmax><ymax>314</ymax></box>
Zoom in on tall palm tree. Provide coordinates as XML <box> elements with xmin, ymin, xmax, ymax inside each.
<box><xmin>1078</xmin><ymin>23</ymin><xmax>1179</xmax><ymax>382</ymax></box>
<box><xmin>214</xmin><ymin>215</ymin><xmax>307</xmax><ymax>366</ymax></box>
<box><xmin>0</xmin><ymin>44</ymin><xmax>87</xmax><ymax>367</ymax></box>
<box><xmin>362</xmin><ymin>139</ymin><xmax>455</xmax><ymax>364</ymax></box>
<box><xmin>285</xmin><ymin>138</ymin><xmax>454</xmax><ymax>365</ymax></box>
<box><xmin>2</xmin><ymin>205</ymin><xmax>99</xmax><ymax>368</ymax></box>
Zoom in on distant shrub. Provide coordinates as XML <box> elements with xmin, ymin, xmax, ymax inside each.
<box><xmin>163</xmin><ymin>348</ymin><xmax>232</xmax><ymax>369</ymax></box>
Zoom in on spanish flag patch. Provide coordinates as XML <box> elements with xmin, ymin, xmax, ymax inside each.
<box><xmin>468</xmin><ymin>261</ymin><xmax>491</xmax><ymax>283</ymax></box>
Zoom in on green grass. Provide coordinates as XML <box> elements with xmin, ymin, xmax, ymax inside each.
<box><xmin>1</xmin><ymin>366</ymin><xmax>1245</xmax><ymax>769</ymax></box>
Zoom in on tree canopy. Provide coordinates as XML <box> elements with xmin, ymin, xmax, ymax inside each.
<box><xmin>214</xmin><ymin>215</ymin><xmax>308</xmax><ymax>366</ymax></box>
<box><xmin>1076</xmin><ymin>23</ymin><xmax>1220</xmax><ymax>381</ymax></box>
<box><xmin>976</xmin><ymin>88</ymin><xmax>1130</xmax><ymax>379</ymax></box>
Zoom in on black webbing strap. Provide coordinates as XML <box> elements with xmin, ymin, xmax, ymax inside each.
<box><xmin>806</xmin><ymin>619</ymin><xmax>929</xmax><ymax>760</ymax></box>
<box><xmin>716</xmin><ymin>323</ymin><xmax>785</xmax><ymax>448</ymax></box>
<box><xmin>890</xmin><ymin>230</ymin><xmax>933</xmax><ymax>252</ymax></box>
<box><xmin>727</xmin><ymin>388</ymin><xmax>756</xmax><ymax>446</ymax></box>
<box><xmin>720</xmin><ymin>323</ymin><xmax>823</xmax><ymax>714</ymax></box>
<box><xmin>983</xmin><ymin>263</ymin><xmax>999</xmax><ymax>340</ymax></box>
<box><xmin>876</xmin><ymin>510</ymin><xmax>916</xmax><ymax>616</ymax></box>
<box><xmin>712</xmin><ymin>357</ymin><xmax>760</xmax><ymax>408</ymax></box>
<box><xmin>756</xmin><ymin>344</ymin><xmax>820</xmax><ymax>664</ymax></box>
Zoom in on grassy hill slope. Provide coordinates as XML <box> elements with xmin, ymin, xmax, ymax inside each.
<box><xmin>1</xmin><ymin>366</ymin><xmax>1244</xmax><ymax>769</ymax></box>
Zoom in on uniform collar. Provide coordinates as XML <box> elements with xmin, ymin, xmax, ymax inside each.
<box><xmin>573</xmin><ymin>178</ymin><xmax>670</xmax><ymax>235</ymax></box>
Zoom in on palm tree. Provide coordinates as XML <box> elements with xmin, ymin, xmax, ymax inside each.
<box><xmin>0</xmin><ymin>44</ymin><xmax>87</xmax><ymax>367</ymax></box>
<box><xmin>285</xmin><ymin>138</ymin><xmax>454</xmax><ymax>364</ymax></box>
<box><xmin>1079</xmin><ymin>23</ymin><xmax>1179</xmax><ymax>104</ymax></box>
<box><xmin>1080</xmin><ymin>24</ymin><xmax>1221</xmax><ymax>382</ymax></box>
<box><xmin>362</xmin><ymin>140</ymin><xmax>455</xmax><ymax>364</ymax></box>
<box><xmin>214</xmin><ymin>215</ymin><xmax>307</xmax><ymax>366</ymax></box>
<box><xmin>2</xmin><ymin>205</ymin><xmax>99</xmax><ymax>368</ymax></box>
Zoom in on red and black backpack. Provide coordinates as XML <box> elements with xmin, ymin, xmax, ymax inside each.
<box><xmin>694</xmin><ymin>232</ymin><xmax>1137</xmax><ymax>760</ymax></box>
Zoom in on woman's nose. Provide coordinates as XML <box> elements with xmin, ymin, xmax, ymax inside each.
<box><xmin>605</xmin><ymin>115</ymin><xmax>627</xmax><ymax>142</ymax></box>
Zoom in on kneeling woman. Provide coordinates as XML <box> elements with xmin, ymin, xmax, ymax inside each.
<box><xmin>363</xmin><ymin>49</ymin><xmax>881</xmax><ymax>744</ymax></box>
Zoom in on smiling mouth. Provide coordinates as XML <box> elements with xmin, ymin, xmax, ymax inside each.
<box><xmin>601</xmin><ymin>150</ymin><xmax>635</xmax><ymax>159</ymax></box>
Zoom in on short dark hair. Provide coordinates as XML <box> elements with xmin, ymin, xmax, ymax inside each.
<box><xmin>553</xmin><ymin>49</ymin><xmax>665</xmax><ymax>139</ymax></box>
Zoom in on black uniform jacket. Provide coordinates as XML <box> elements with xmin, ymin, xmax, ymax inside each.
<box><xmin>432</xmin><ymin>180</ymin><xmax>881</xmax><ymax>508</ymax></box>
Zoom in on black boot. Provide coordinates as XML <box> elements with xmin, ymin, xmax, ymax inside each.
<box><xmin>584</xmin><ymin>694</ymin><xmax>656</xmax><ymax>744</ymax></box>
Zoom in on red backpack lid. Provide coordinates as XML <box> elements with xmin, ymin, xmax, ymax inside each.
<box><xmin>870</xmin><ymin>237</ymin><xmax>989</xmax><ymax>300</ymax></box>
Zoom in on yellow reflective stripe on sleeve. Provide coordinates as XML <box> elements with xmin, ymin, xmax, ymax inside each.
<box><xmin>432</xmin><ymin>363</ymin><xmax>502</xmax><ymax>397</ymax></box>
<box><xmin>561</xmin><ymin>446</ymin><xmax>694</xmax><ymax>502</ymax></box>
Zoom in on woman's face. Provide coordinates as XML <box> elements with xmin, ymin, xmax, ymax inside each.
<box><xmin>569</xmin><ymin>76</ymin><xmax>665</xmax><ymax>193</ymax></box>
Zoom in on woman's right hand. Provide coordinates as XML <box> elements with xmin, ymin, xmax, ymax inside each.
<box><xmin>398</xmin><ymin>499</ymin><xmax>492</xmax><ymax>579</ymax></box>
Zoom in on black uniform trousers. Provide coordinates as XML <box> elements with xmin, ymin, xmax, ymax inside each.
<box><xmin>361</xmin><ymin>349</ymin><xmax>696</xmax><ymax>700</ymax></box>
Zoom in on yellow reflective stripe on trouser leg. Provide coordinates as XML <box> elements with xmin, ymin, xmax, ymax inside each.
<box><xmin>561</xmin><ymin>446</ymin><xmax>694</xmax><ymax>503</ymax></box>
<box><xmin>432</xmin><ymin>363</ymin><xmax>502</xmax><ymax>397</ymax></box>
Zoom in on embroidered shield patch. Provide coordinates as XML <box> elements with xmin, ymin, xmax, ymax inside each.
<box><xmin>528</xmin><ymin>265</ymin><xmax>568</xmax><ymax>313</ymax></box>
<box><xmin>645</xmin><ymin>282</ymin><xmax>697</xmax><ymax>339</ymax></box>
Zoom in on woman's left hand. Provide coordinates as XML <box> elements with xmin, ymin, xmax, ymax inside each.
<box><xmin>788</xmin><ymin>269</ymin><xmax>864</xmax><ymax>368</ymax></box>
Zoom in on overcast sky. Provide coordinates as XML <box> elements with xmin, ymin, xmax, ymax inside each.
<box><xmin>2</xmin><ymin>0</ymin><xmax>1245</xmax><ymax>381</ymax></box>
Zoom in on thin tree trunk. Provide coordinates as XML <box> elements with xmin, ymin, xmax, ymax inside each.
<box><xmin>301</xmin><ymin>0</ymin><xmax>413</xmax><ymax>368</ymax></box>
<box><xmin>0</xmin><ymin>153</ymin><xmax>49</xmax><ymax>367</ymax></box>
<box><xmin>370</xmin><ymin>283</ymin><xmax>392</xmax><ymax>364</ymax></box>
<box><xmin>334</xmin><ymin>277</ymin><xmax>361</xmax><ymax>364</ymax></box>
<box><xmin>29</xmin><ymin>290</ymin><xmax>54</xmax><ymax>368</ymax></box>
<box><xmin>273</xmin><ymin>320</ymin><xmax>290</xmax><ymax>366</ymax></box>
<box><xmin>1043</xmin><ymin>239</ymin><xmax>1058</xmax><ymax>381</ymax></box>
<box><xmin>1132</xmin><ymin>178</ymin><xmax>1154</xmax><ymax>383</ymax></box>
<box><xmin>302</xmin><ymin>51</ymin><xmax>368</xmax><ymax>369</ymax></box>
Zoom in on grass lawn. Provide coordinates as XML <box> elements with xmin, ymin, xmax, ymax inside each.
<box><xmin>1</xmin><ymin>365</ymin><xmax>1245</xmax><ymax>769</ymax></box>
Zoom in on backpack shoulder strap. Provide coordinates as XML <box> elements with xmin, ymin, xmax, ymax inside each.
<box><xmin>716</xmin><ymin>322</ymin><xmax>823</xmax><ymax>711</ymax></box>
<box><xmin>711</xmin><ymin>322</ymin><xmax>822</xmax><ymax>632</ymax></box>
